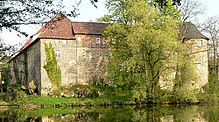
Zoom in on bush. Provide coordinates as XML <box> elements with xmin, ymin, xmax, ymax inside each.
<box><xmin>70</xmin><ymin>85</ymin><xmax>100</xmax><ymax>98</ymax></box>
<box><xmin>6</xmin><ymin>84</ymin><xmax>28</xmax><ymax>101</ymax></box>
<box><xmin>173</xmin><ymin>87</ymin><xmax>199</xmax><ymax>103</ymax></box>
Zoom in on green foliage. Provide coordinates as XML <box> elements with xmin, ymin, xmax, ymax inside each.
<box><xmin>2</xmin><ymin>104</ymin><xmax>219</xmax><ymax>122</ymax></box>
<box><xmin>6</xmin><ymin>84</ymin><xmax>28</xmax><ymax>102</ymax></box>
<box><xmin>103</xmin><ymin>0</ymin><xmax>201</xmax><ymax>104</ymax></box>
<box><xmin>13</xmin><ymin>60</ymin><xmax>20</xmax><ymax>83</ymax></box>
<box><xmin>147</xmin><ymin>0</ymin><xmax>181</xmax><ymax>20</ymax></box>
<box><xmin>151</xmin><ymin>0</ymin><xmax>182</xmax><ymax>7</ymax></box>
<box><xmin>64</xmin><ymin>85</ymin><xmax>100</xmax><ymax>98</ymax></box>
<box><xmin>173</xmin><ymin>87</ymin><xmax>199</xmax><ymax>103</ymax></box>
<box><xmin>23</xmin><ymin>51</ymin><xmax>28</xmax><ymax>84</ymax></box>
<box><xmin>104</xmin><ymin>1</ymin><xmax>188</xmax><ymax>103</ymax></box>
<box><xmin>201</xmin><ymin>105</ymin><xmax>219</xmax><ymax>122</ymax></box>
<box><xmin>198</xmin><ymin>67</ymin><xmax>219</xmax><ymax>103</ymax></box>
<box><xmin>15</xmin><ymin>85</ymin><xmax>132</xmax><ymax>107</ymax></box>
<box><xmin>0</xmin><ymin>56</ymin><xmax>10</xmax><ymax>91</ymax></box>
<box><xmin>174</xmin><ymin>60</ymin><xmax>197</xmax><ymax>89</ymax></box>
<box><xmin>207</xmin><ymin>66</ymin><xmax>219</xmax><ymax>92</ymax></box>
<box><xmin>43</xmin><ymin>43</ymin><xmax>62</xmax><ymax>90</ymax></box>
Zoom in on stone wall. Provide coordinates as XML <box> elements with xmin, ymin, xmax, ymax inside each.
<box><xmin>159</xmin><ymin>38</ymin><xmax>208</xmax><ymax>91</ymax></box>
<box><xmin>40</xmin><ymin>38</ymin><xmax>77</xmax><ymax>95</ymax></box>
<box><xmin>8</xmin><ymin>40</ymin><xmax>41</xmax><ymax>92</ymax></box>
<box><xmin>27</xmin><ymin>40</ymin><xmax>41</xmax><ymax>92</ymax></box>
<box><xmin>184</xmin><ymin>38</ymin><xmax>208</xmax><ymax>90</ymax></box>
<box><xmin>8</xmin><ymin>53</ymin><xmax>25</xmax><ymax>85</ymax></box>
<box><xmin>75</xmin><ymin>34</ymin><xmax>109</xmax><ymax>85</ymax></box>
<box><xmin>9</xmin><ymin>36</ymin><xmax>207</xmax><ymax>95</ymax></box>
<box><xmin>40</xmin><ymin>35</ymin><xmax>109</xmax><ymax>95</ymax></box>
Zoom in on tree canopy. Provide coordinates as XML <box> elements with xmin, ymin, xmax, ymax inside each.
<box><xmin>0</xmin><ymin>0</ymin><xmax>182</xmax><ymax>34</ymax></box>
<box><xmin>103</xmin><ymin>0</ymin><xmax>197</xmax><ymax>103</ymax></box>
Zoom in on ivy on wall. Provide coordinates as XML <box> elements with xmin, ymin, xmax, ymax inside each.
<box><xmin>13</xmin><ymin>60</ymin><xmax>20</xmax><ymax>83</ymax></box>
<box><xmin>13</xmin><ymin>52</ymin><xmax>28</xmax><ymax>85</ymax></box>
<box><xmin>43</xmin><ymin>43</ymin><xmax>62</xmax><ymax>89</ymax></box>
<box><xmin>23</xmin><ymin>51</ymin><xmax>28</xmax><ymax>84</ymax></box>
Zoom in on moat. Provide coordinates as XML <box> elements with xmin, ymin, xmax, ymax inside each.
<box><xmin>0</xmin><ymin>104</ymin><xmax>217</xmax><ymax>122</ymax></box>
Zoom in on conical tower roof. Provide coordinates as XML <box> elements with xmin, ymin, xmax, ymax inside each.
<box><xmin>180</xmin><ymin>22</ymin><xmax>209</xmax><ymax>41</ymax></box>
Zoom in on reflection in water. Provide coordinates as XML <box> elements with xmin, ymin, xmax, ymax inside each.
<box><xmin>0</xmin><ymin>105</ymin><xmax>217</xmax><ymax>122</ymax></box>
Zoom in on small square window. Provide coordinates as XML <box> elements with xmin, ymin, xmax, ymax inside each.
<box><xmin>197</xmin><ymin>40</ymin><xmax>203</xmax><ymax>46</ymax></box>
<box><xmin>76</xmin><ymin>36</ymin><xmax>81</xmax><ymax>41</ymax></box>
<box><xmin>96</xmin><ymin>38</ymin><xmax>101</xmax><ymax>44</ymax></box>
<box><xmin>85</xmin><ymin>51</ymin><xmax>91</xmax><ymax>60</ymax></box>
<box><xmin>102</xmin><ymin>38</ymin><xmax>107</xmax><ymax>45</ymax></box>
<box><xmin>55</xmin><ymin>50</ymin><xmax>60</xmax><ymax>58</ymax></box>
<box><xmin>62</xmin><ymin>40</ymin><xmax>67</xmax><ymax>45</ymax></box>
<box><xmin>55</xmin><ymin>40</ymin><xmax>59</xmax><ymax>45</ymax></box>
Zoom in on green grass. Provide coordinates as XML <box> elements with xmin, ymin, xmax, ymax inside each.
<box><xmin>10</xmin><ymin>85</ymin><xmax>133</xmax><ymax>108</ymax></box>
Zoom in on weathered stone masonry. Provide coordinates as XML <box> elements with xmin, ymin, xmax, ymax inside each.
<box><xmin>9</xmin><ymin>14</ymin><xmax>108</xmax><ymax>95</ymax></box>
<box><xmin>9</xmin><ymin>40</ymin><xmax>41</xmax><ymax>92</ymax></box>
<box><xmin>8</xmin><ymin>14</ymin><xmax>208</xmax><ymax>95</ymax></box>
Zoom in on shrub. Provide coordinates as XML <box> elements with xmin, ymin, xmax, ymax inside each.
<box><xmin>173</xmin><ymin>87</ymin><xmax>199</xmax><ymax>103</ymax></box>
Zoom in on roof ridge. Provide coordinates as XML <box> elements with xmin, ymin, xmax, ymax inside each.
<box><xmin>36</xmin><ymin>13</ymin><xmax>70</xmax><ymax>35</ymax></box>
<box><xmin>72</xmin><ymin>21</ymin><xmax>107</xmax><ymax>24</ymax></box>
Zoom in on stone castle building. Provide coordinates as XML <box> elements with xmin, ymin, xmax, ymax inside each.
<box><xmin>8</xmin><ymin>14</ymin><xmax>209</xmax><ymax>95</ymax></box>
<box><xmin>8</xmin><ymin>14</ymin><xmax>109</xmax><ymax>95</ymax></box>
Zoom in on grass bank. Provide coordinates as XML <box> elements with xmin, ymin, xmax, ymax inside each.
<box><xmin>7</xmin><ymin>85</ymin><xmax>134</xmax><ymax>108</ymax></box>
<box><xmin>4</xmin><ymin>83</ymin><xmax>219</xmax><ymax>108</ymax></box>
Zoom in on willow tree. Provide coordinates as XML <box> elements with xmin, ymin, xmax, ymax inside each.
<box><xmin>103</xmin><ymin>1</ymin><xmax>186</xmax><ymax>102</ymax></box>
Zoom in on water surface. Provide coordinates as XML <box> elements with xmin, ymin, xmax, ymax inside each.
<box><xmin>0</xmin><ymin>105</ymin><xmax>217</xmax><ymax>122</ymax></box>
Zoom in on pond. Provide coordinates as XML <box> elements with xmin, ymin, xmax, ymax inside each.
<box><xmin>0</xmin><ymin>104</ymin><xmax>217</xmax><ymax>122</ymax></box>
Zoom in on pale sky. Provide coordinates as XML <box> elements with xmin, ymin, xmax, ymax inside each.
<box><xmin>1</xmin><ymin>0</ymin><xmax>219</xmax><ymax>46</ymax></box>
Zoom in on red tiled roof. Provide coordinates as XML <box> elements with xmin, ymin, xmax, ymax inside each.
<box><xmin>72</xmin><ymin>22</ymin><xmax>107</xmax><ymax>34</ymax></box>
<box><xmin>21</xmin><ymin>38</ymin><xmax>32</xmax><ymax>50</ymax></box>
<box><xmin>20</xmin><ymin>13</ymin><xmax>107</xmax><ymax>51</ymax></box>
<box><xmin>37</xmin><ymin>14</ymin><xmax>74</xmax><ymax>39</ymax></box>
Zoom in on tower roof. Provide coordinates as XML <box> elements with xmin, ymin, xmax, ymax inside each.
<box><xmin>180</xmin><ymin>22</ymin><xmax>209</xmax><ymax>40</ymax></box>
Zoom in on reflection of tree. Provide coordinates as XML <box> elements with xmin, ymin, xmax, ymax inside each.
<box><xmin>1</xmin><ymin>105</ymin><xmax>217</xmax><ymax>122</ymax></box>
<box><xmin>131</xmin><ymin>106</ymin><xmax>208</xmax><ymax>122</ymax></box>
<box><xmin>173</xmin><ymin>106</ymin><xmax>206</xmax><ymax>122</ymax></box>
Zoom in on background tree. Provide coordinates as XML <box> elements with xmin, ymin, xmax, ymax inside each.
<box><xmin>0</xmin><ymin>0</ymin><xmax>182</xmax><ymax>36</ymax></box>
<box><xmin>150</xmin><ymin>0</ymin><xmax>181</xmax><ymax>7</ymax></box>
<box><xmin>0</xmin><ymin>0</ymin><xmax>100</xmax><ymax>35</ymax></box>
<box><xmin>0</xmin><ymin>0</ymin><xmax>63</xmax><ymax>35</ymax></box>
<box><xmin>0</xmin><ymin>37</ymin><xmax>17</xmax><ymax>92</ymax></box>
<box><xmin>104</xmin><ymin>0</ymin><xmax>181</xmax><ymax>22</ymax></box>
<box><xmin>179</xmin><ymin>0</ymin><xmax>204</xmax><ymax>22</ymax></box>
<box><xmin>200</xmin><ymin>16</ymin><xmax>219</xmax><ymax>91</ymax></box>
